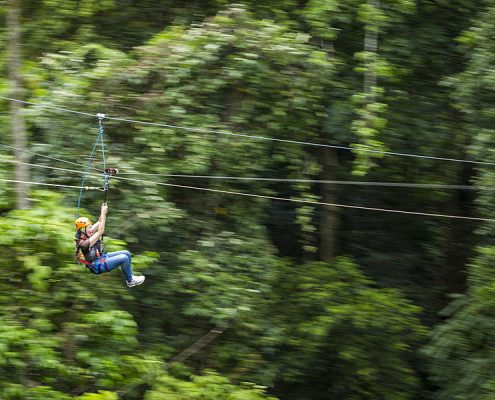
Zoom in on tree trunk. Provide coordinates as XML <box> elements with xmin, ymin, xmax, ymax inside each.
<box><xmin>364</xmin><ymin>0</ymin><xmax>379</xmax><ymax>102</ymax></box>
<box><xmin>318</xmin><ymin>148</ymin><xmax>340</xmax><ymax>261</ymax></box>
<box><xmin>7</xmin><ymin>0</ymin><xmax>30</xmax><ymax>209</ymax></box>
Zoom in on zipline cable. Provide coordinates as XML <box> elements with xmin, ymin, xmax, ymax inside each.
<box><xmin>0</xmin><ymin>147</ymin><xmax>490</xmax><ymax>220</ymax></box>
<box><xmin>106</xmin><ymin>114</ymin><xmax>493</xmax><ymax>166</ymax></box>
<box><xmin>1</xmin><ymin>176</ymin><xmax>493</xmax><ymax>222</ymax></box>
<box><xmin>0</xmin><ymin>156</ymin><xmax>484</xmax><ymax>191</ymax></box>
<box><xmin>1</xmin><ymin>95</ymin><xmax>494</xmax><ymax>167</ymax></box>
<box><xmin>0</xmin><ymin>95</ymin><xmax>95</xmax><ymax>117</ymax></box>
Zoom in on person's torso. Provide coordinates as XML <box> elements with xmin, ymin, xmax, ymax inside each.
<box><xmin>81</xmin><ymin>239</ymin><xmax>103</xmax><ymax>263</ymax></box>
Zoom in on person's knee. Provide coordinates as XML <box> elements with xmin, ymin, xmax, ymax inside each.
<box><xmin>119</xmin><ymin>254</ymin><xmax>131</xmax><ymax>268</ymax></box>
<box><xmin>123</xmin><ymin>250</ymin><xmax>131</xmax><ymax>259</ymax></box>
<box><xmin>109</xmin><ymin>254</ymin><xmax>127</xmax><ymax>265</ymax></box>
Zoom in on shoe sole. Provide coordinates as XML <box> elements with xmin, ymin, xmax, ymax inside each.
<box><xmin>126</xmin><ymin>276</ymin><xmax>145</xmax><ymax>287</ymax></box>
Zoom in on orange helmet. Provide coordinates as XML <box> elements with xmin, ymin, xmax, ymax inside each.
<box><xmin>75</xmin><ymin>217</ymin><xmax>93</xmax><ymax>231</ymax></box>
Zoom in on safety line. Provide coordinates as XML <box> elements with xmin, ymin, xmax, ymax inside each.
<box><xmin>0</xmin><ymin>178</ymin><xmax>81</xmax><ymax>189</ymax></box>
<box><xmin>116</xmin><ymin>178</ymin><xmax>493</xmax><ymax>222</ymax></box>
<box><xmin>0</xmin><ymin>157</ymin><xmax>484</xmax><ymax>191</ymax></box>
<box><xmin>0</xmin><ymin>158</ymin><xmax>103</xmax><ymax>176</ymax></box>
<box><xmin>0</xmin><ymin>143</ymin><xmax>102</xmax><ymax>171</ymax></box>
<box><xmin>1</xmin><ymin>176</ymin><xmax>493</xmax><ymax>222</ymax></box>
<box><xmin>117</xmin><ymin>172</ymin><xmax>482</xmax><ymax>190</ymax></box>
<box><xmin>1</xmin><ymin>95</ymin><xmax>494</xmax><ymax>167</ymax></box>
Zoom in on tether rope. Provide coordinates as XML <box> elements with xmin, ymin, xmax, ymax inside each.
<box><xmin>76</xmin><ymin>113</ymin><xmax>107</xmax><ymax>217</ymax></box>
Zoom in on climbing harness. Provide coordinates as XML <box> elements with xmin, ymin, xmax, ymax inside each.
<box><xmin>74</xmin><ymin>230</ymin><xmax>108</xmax><ymax>273</ymax></box>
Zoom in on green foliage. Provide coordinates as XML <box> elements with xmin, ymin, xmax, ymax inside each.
<box><xmin>27</xmin><ymin>3</ymin><xmax>335</xmax><ymax>265</ymax></box>
<box><xmin>424</xmin><ymin>247</ymin><xmax>495</xmax><ymax>400</ymax></box>
<box><xmin>3</xmin><ymin>1</ymin><xmax>494</xmax><ymax>399</ymax></box>
<box><xmin>302</xmin><ymin>0</ymin><xmax>416</xmax><ymax>175</ymax></box>
<box><xmin>171</xmin><ymin>235</ymin><xmax>276</xmax><ymax>322</ymax></box>
<box><xmin>0</xmin><ymin>384</ymin><xmax>70</xmax><ymax>400</ymax></box>
<box><xmin>0</xmin><ymin>192</ymin><xmax>153</xmax><ymax>396</ymax></box>
<box><xmin>146</xmin><ymin>370</ymin><xmax>276</xmax><ymax>400</ymax></box>
<box><xmin>210</xmin><ymin>257</ymin><xmax>426</xmax><ymax>399</ymax></box>
<box><xmin>421</xmin><ymin>6</ymin><xmax>495</xmax><ymax>398</ymax></box>
<box><xmin>76</xmin><ymin>392</ymin><xmax>118</xmax><ymax>400</ymax></box>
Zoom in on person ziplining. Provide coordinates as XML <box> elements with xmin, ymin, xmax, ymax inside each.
<box><xmin>74</xmin><ymin>203</ymin><xmax>145</xmax><ymax>287</ymax></box>
<box><xmin>73</xmin><ymin>114</ymin><xmax>145</xmax><ymax>287</ymax></box>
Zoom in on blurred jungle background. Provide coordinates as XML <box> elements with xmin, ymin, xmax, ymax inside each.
<box><xmin>2</xmin><ymin>0</ymin><xmax>495</xmax><ymax>399</ymax></box>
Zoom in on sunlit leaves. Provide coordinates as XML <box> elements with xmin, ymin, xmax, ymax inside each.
<box><xmin>146</xmin><ymin>371</ymin><xmax>277</xmax><ymax>400</ymax></box>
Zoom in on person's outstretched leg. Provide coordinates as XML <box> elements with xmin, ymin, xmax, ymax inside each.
<box><xmin>104</xmin><ymin>253</ymin><xmax>132</xmax><ymax>282</ymax></box>
<box><xmin>106</xmin><ymin>250</ymin><xmax>132</xmax><ymax>262</ymax></box>
<box><xmin>105</xmin><ymin>251</ymin><xmax>145</xmax><ymax>287</ymax></box>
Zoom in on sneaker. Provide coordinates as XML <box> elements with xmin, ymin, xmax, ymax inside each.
<box><xmin>126</xmin><ymin>275</ymin><xmax>145</xmax><ymax>287</ymax></box>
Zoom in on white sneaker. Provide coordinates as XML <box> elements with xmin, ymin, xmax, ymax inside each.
<box><xmin>126</xmin><ymin>275</ymin><xmax>145</xmax><ymax>287</ymax></box>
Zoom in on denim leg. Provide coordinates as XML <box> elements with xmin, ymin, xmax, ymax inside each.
<box><xmin>106</xmin><ymin>250</ymin><xmax>132</xmax><ymax>259</ymax></box>
<box><xmin>105</xmin><ymin>253</ymin><xmax>133</xmax><ymax>282</ymax></box>
<box><xmin>106</xmin><ymin>251</ymin><xmax>132</xmax><ymax>278</ymax></box>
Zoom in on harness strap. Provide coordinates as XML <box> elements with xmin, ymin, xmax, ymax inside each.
<box><xmin>74</xmin><ymin>238</ymin><xmax>88</xmax><ymax>265</ymax></box>
<box><xmin>74</xmin><ymin>236</ymin><xmax>103</xmax><ymax>267</ymax></box>
<box><xmin>88</xmin><ymin>256</ymin><xmax>107</xmax><ymax>274</ymax></box>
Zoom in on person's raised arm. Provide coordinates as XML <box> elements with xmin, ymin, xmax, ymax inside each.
<box><xmin>88</xmin><ymin>203</ymin><xmax>108</xmax><ymax>247</ymax></box>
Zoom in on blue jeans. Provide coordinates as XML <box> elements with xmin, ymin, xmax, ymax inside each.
<box><xmin>91</xmin><ymin>250</ymin><xmax>133</xmax><ymax>283</ymax></box>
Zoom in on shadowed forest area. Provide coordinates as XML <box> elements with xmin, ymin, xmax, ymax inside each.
<box><xmin>2</xmin><ymin>1</ymin><xmax>495</xmax><ymax>399</ymax></box>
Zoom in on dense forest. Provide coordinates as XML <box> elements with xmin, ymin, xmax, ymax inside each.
<box><xmin>2</xmin><ymin>0</ymin><xmax>495</xmax><ymax>399</ymax></box>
